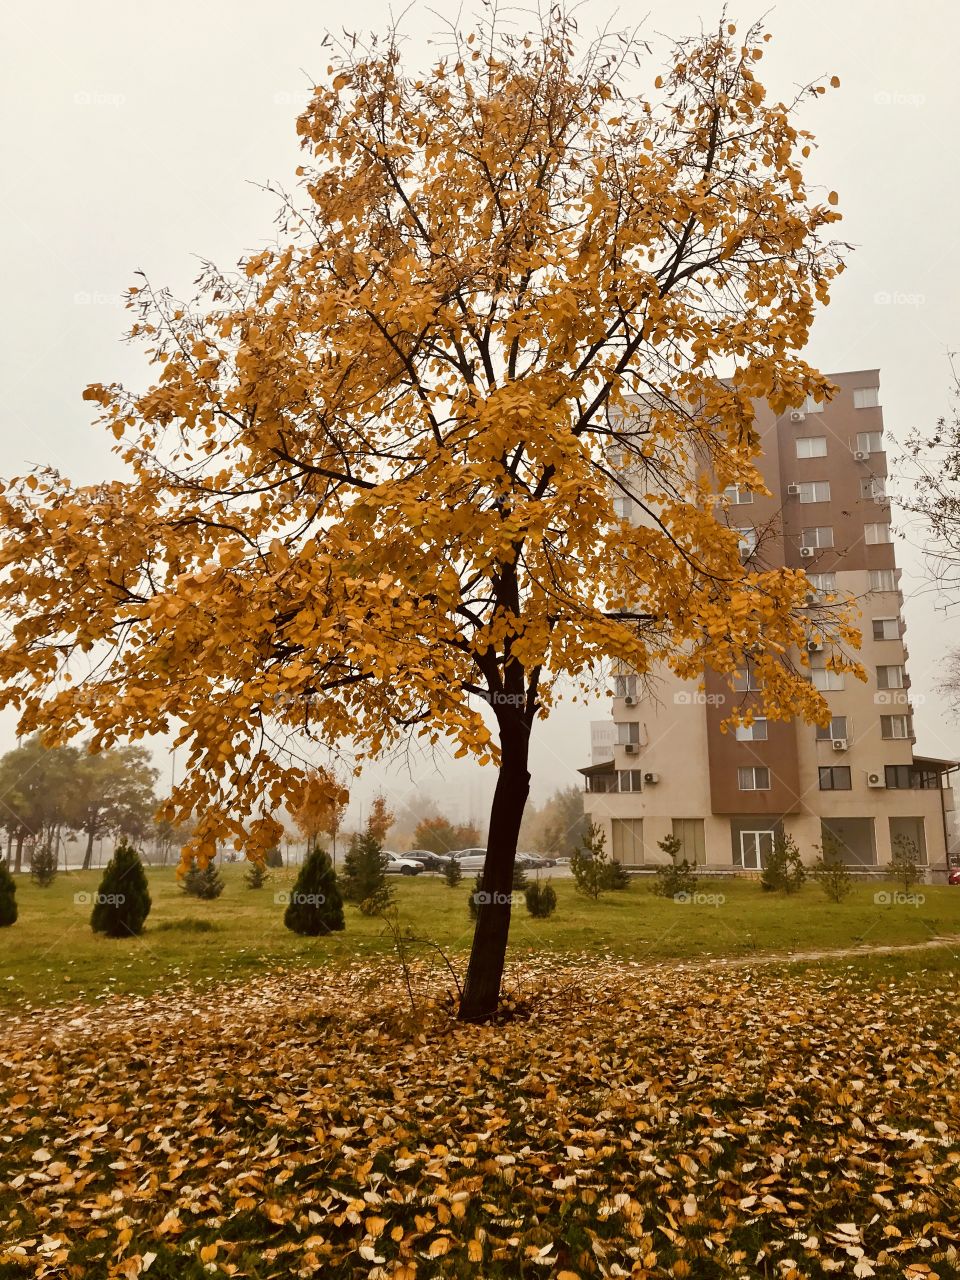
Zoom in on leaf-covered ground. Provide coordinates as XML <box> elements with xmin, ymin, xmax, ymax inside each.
<box><xmin>1</xmin><ymin>957</ymin><xmax>958</xmax><ymax>1279</ymax></box>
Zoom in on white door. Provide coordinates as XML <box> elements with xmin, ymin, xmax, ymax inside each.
<box><xmin>740</xmin><ymin>829</ymin><xmax>774</xmax><ymax>870</ymax></box>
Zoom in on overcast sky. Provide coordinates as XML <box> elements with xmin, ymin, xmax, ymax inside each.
<box><xmin>1</xmin><ymin>0</ymin><xmax>957</xmax><ymax>828</ymax></box>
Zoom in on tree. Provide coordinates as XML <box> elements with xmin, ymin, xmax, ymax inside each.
<box><xmin>413</xmin><ymin>816</ymin><xmax>481</xmax><ymax>855</ymax></box>
<box><xmin>284</xmin><ymin>846</ymin><xmax>345</xmax><ymax>935</ymax></box>
<box><xmin>181</xmin><ymin>858</ymin><xmax>225</xmax><ymax>900</ymax></box>
<box><xmin>442</xmin><ymin>856</ymin><xmax>463</xmax><ymax>888</ymax></box>
<box><xmin>522</xmin><ymin>786</ymin><xmax>589</xmax><ymax>858</ymax></box>
<box><xmin>760</xmin><ymin>832</ymin><xmax>806</xmax><ymax>894</ymax></box>
<box><xmin>0</xmin><ymin>738</ymin><xmax>78</xmax><ymax>873</ymax></box>
<box><xmin>291</xmin><ymin>768</ymin><xmax>349</xmax><ymax>855</ymax></box>
<box><xmin>366</xmin><ymin>794</ymin><xmax>395</xmax><ymax>844</ymax></box>
<box><xmin>524</xmin><ymin>879</ymin><xmax>557</xmax><ymax>918</ymax></box>
<box><xmin>651</xmin><ymin>832</ymin><xmax>698</xmax><ymax>899</ymax></box>
<box><xmin>91</xmin><ymin>841</ymin><xmax>152</xmax><ymax>936</ymax></box>
<box><xmin>812</xmin><ymin>829</ymin><xmax>851</xmax><ymax>902</ymax></box>
<box><xmin>65</xmin><ymin>747</ymin><xmax>159</xmax><ymax>871</ymax></box>
<box><xmin>244</xmin><ymin>860</ymin><xmax>269</xmax><ymax>889</ymax></box>
<box><xmin>571</xmin><ymin>823</ymin><xmax>611</xmax><ymax>900</ymax></box>
<box><xmin>0</xmin><ymin>12</ymin><xmax>855</xmax><ymax>1019</ymax></box>
<box><xmin>0</xmin><ymin>862</ymin><xmax>16</xmax><ymax>926</ymax></box>
<box><xmin>30</xmin><ymin>842</ymin><xmax>57</xmax><ymax>887</ymax></box>
<box><xmin>341</xmin><ymin>832</ymin><xmax>392</xmax><ymax>914</ymax></box>
<box><xmin>889</xmin><ymin>834</ymin><xmax>921</xmax><ymax>892</ymax></box>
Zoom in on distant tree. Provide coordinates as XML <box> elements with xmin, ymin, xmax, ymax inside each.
<box><xmin>812</xmin><ymin>830</ymin><xmax>851</xmax><ymax>902</ymax></box>
<box><xmin>30</xmin><ymin>842</ymin><xmax>57</xmax><ymax>887</ymax></box>
<box><xmin>284</xmin><ymin>846</ymin><xmax>345</xmax><ymax>936</ymax></box>
<box><xmin>91</xmin><ymin>842</ymin><xmax>152</xmax><ymax>936</ymax></box>
<box><xmin>443</xmin><ymin>856</ymin><xmax>463</xmax><ymax>888</ymax></box>
<box><xmin>413</xmin><ymin>816</ymin><xmax>481</xmax><ymax>855</ymax></box>
<box><xmin>0</xmin><ymin>862</ymin><xmax>17</xmax><ymax>926</ymax></box>
<box><xmin>244</xmin><ymin>860</ymin><xmax>269</xmax><ymax>889</ymax></box>
<box><xmin>760</xmin><ymin>832</ymin><xmax>806</xmax><ymax>894</ymax></box>
<box><xmin>65</xmin><ymin>747</ymin><xmax>159</xmax><ymax>871</ymax></box>
<box><xmin>264</xmin><ymin>846</ymin><xmax>284</xmax><ymax>869</ymax></box>
<box><xmin>536</xmin><ymin>786</ymin><xmax>590</xmax><ymax>857</ymax></box>
<box><xmin>341</xmin><ymin>832</ymin><xmax>392</xmax><ymax>915</ymax></box>
<box><xmin>181</xmin><ymin>858</ymin><xmax>225</xmax><ymax>900</ymax></box>
<box><xmin>0</xmin><ymin>738</ymin><xmax>78</xmax><ymax>873</ymax></box>
<box><xmin>366</xmin><ymin>794</ymin><xmax>396</xmax><ymax>845</ymax></box>
<box><xmin>292</xmin><ymin>768</ymin><xmax>349</xmax><ymax>855</ymax></box>
<box><xmin>889</xmin><ymin>834</ymin><xmax>922</xmax><ymax>892</ymax></box>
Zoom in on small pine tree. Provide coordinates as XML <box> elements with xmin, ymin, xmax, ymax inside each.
<box><xmin>467</xmin><ymin>871</ymin><xmax>485</xmax><ymax>920</ymax></box>
<box><xmin>512</xmin><ymin>861</ymin><xmax>529</xmax><ymax>891</ymax></box>
<box><xmin>91</xmin><ymin>842</ymin><xmax>152</xmax><ymax>937</ymax></box>
<box><xmin>181</xmin><ymin>857</ymin><xmax>225</xmax><ymax>899</ymax></box>
<box><xmin>264</xmin><ymin>846</ymin><xmax>284</xmax><ymax>868</ymax></box>
<box><xmin>0</xmin><ymin>862</ymin><xmax>17</xmax><ymax>927</ymax></box>
<box><xmin>30</xmin><ymin>842</ymin><xmax>57</xmax><ymax>887</ymax></box>
<box><xmin>571</xmin><ymin>823</ymin><xmax>609</xmax><ymax>899</ymax></box>
<box><xmin>524</xmin><ymin>878</ymin><xmax>557</xmax><ymax>918</ymax></box>
<box><xmin>759</xmin><ymin>831</ymin><xmax>806</xmax><ymax>894</ymax></box>
<box><xmin>244</xmin><ymin>860</ymin><xmax>269</xmax><ymax>890</ymax></box>
<box><xmin>284</xmin><ymin>846</ymin><xmax>345</xmax><ymax>936</ymax></box>
<box><xmin>602</xmin><ymin>858</ymin><xmax>630</xmax><ymax>890</ymax></box>
<box><xmin>341</xmin><ymin>832</ymin><xmax>392</xmax><ymax>914</ymax></box>
<box><xmin>443</xmin><ymin>856</ymin><xmax>463</xmax><ymax>887</ymax></box>
<box><xmin>651</xmin><ymin>833</ymin><xmax>698</xmax><ymax>899</ymax></box>
<box><xmin>812</xmin><ymin>831</ymin><xmax>851</xmax><ymax>903</ymax></box>
<box><xmin>889</xmin><ymin>834</ymin><xmax>922</xmax><ymax>892</ymax></box>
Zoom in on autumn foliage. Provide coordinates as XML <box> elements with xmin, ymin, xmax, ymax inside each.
<box><xmin>0</xmin><ymin>10</ymin><xmax>857</xmax><ymax>1016</ymax></box>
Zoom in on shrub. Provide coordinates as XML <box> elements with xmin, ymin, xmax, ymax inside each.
<box><xmin>264</xmin><ymin>846</ymin><xmax>284</xmax><ymax>868</ymax></box>
<box><xmin>651</xmin><ymin>833</ymin><xmax>697</xmax><ymax>899</ymax></box>
<box><xmin>812</xmin><ymin>832</ymin><xmax>851</xmax><ymax>902</ymax></box>
<box><xmin>341</xmin><ymin>832</ymin><xmax>392</xmax><ymax>914</ymax></box>
<box><xmin>0</xmin><ymin>863</ymin><xmax>17</xmax><ymax>927</ymax></box>
<box><xmin>30</xmin><ymin>843</ymin><xmax>57</xmax><ymax>887</ymax></box>
<box><xmin>571</xmin><ymin>823</ymin><xmax>610</xmax><ymax>899</ymax></box>
<box><xmin>467</xmin><ymin>871</ymin><xmax>484</xmax><ymax>920</ymax></box>
<box><xmin>512</xmin><ymin>861</ymin><xmax>529</xmax><ymax>892</ymax></box>
<box><xmin>524</xmin><ymin>879</ymin><xmax>557</xmax><ymax>918</ymax></box>
<box><xmin>244</xmin><ymin>860</ymin><xmax>269</xmax><ymax>890</ymax></box>
<box><xmin>889</xmin><ymin>834</ymin><xmax>922</xmax><ymax>891</ymax></box>
<box><xmin>602</xmin><ymin>858</ymin><xmax>630</xmax><ymax>890</ymax></box>
<box><xmin>91</xmin><ymin>842</ymin><xmax>152</xmax><ymax>937</ymax></box>
<box><xmin>443</xmin><ymin>856</ymin><xmax>463</xmax><ymax>887</ymax></box>
<box><xmin>759</xmin><ymin>832</ymin><xmax>806</xmax><ymax>894</ymax></box>
<box><xmin>181</xmin><ymin>858</ymin><xmax>225</xmax><ymax>900</ymax></box>
<box><xmin>284</xmin><ymin>846</ymin><xmax>345</xmax><ymax>936</ymax></box>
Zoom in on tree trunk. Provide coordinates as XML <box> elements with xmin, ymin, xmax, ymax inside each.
<box><xmin>14</xmin><ymin>830</ymin><xmax>24</xmax><ymax>874</ymax></box>
<box><xmin>82</xmin><ymin>827</ymin><xmax>96</xmax><ymax>871</ymax></box>
<box><xmin>458</xmin><ymin>718</ymin><xmax>531</xmax><ymax>1022</ymax></box>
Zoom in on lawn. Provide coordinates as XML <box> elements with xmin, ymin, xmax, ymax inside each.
<box><xmin>2</xmin><ymin>864</ymin><xmax>960</xmax><ymax>1011</ymax></box>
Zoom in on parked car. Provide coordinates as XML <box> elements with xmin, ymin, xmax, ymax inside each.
<box><xmin>948</xmin><ymin>865</ymin><xmax>960</xmax><ymax>885</ymax></box>
<box><xmin>450</xmin><ymin>848</ymin><xmax>487</xmax><ymax>871</ymax></box>
<box><xmin>405</xmin><ymin>849</ymin><xmax>450</xmax><ymax>873</ymax></box>
<box><xmin>382</xmin><ymin>854</ymin><xmax>425</xmax><ymax>876</ymax></box>
<box><xmin>518</xmin><ymin>853</ymin><xmax>557</xmax><ymax>870</ymax></box>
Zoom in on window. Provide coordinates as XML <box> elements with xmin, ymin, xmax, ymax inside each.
<box><xmin>819</xmin><ymin>766</ymin><xmax>852</xmax><ymax>790</ymax></box>
<box><xmin>613</xmin><ymin>495</ymin><xmax>633</xmax><ymax>519</ymax></box>
<box><xmin>885</xmin><ymin>765</ymin><xmax>912</xmax><ymax>789</ymax></box>
<box><xmin>735</xmin><ymin>718</ymin><xmax>768</xmax><ymax>742</ymax></box>
<box><xmin>869</xmin><ymin>569</ymin><xmax>898</xmax><ymax>592</ymax></box>
<box><xmin>738</xmin><ymin>766</ymin><xmax>770</xmax><ymax>791</ymax></box>
<box><xmin>812</xmin><ymin>668</ymin><xmax>844</xmax><ymax>691</ymax></box>
<box><xmin>854</xmin><ymin>387</ymin><xmax>880</xmax><ymax>409</ymax></box>
<box><xmin>614</xmin><ymin>674</ymin><xmax>638</xmax><ymax>699</ymax></box>
<box><xmin>881</xmin><ymin>715</ymin><xmax>911</xmax><ymax>740</ymax></box>
<box><xmin>877</xmin><ymin>665</ymin><xmax>905</xmax><ymax>689</ymax></box>
<box><xmin>802</xmin><ymin>526</ymin><xmax>834</xmax><ymax>549</ymax></box>
<box><xmin>723</xmin><ymin>484</ymin><xmax>753</xmax><ymax>505</ymax></box>
<box><xmin>611</xmin><ymin>818</ymin><xmax>644</xmax><ymax>867</ymax></box>
<box><xmin>860</xmin><ymin>477</ymin><xmax>887</xmax><ymax>500</ymax></box>
<box><xmin>819</xmin><ymin>767</ymin><xmax>853</xmax><ymax>793</ymax></box>
<box><xmin>798</xmin><ymin>481</ymin><xmax>831</xmax><ymax>503</ymax></box>
<box><xmin>672</xmin><ymin>818</ymin><xmax>706</xmax><ymax>864</ymax></box>
<box><xmin>732</xmin><ymin>662</ymin><xmax>759</xmax><ymax>691</ymax></box>
<box><xmin>616</xmin><ymin>721</ymin><xmax>641</xmax><ymax>745</ymax></box>
<box><xmin>856</xmin><ymin>431</ymin><xmax>883</xmax><ymax>454</ymax></box>
<box><xmin>736</xmin><ymin>527</ymin><xmax>757</xmax><ymax>556</ymax></box>
<box><xmin>586</xmin><ymin>771</ymin><xmax>617</xmax><ymax>793</ymax></box>
<box><xmin>912</xmin><ymin>768</ymin><xmax>940</xmax><ymax>790</ymax></box>
<box><xmin>607</xmin><ymin>447</ymin><xmax>624</xmax><ymax>468</ymax></box>
<box><xmin>796</xmin><ymin>436</ymin><xmax>827</xmax><ymax>458</ymax></box>
<box><xmin>815</xmin><ymin>716</ymin><xmax>849</xmax><ymax>741</ymax></box>
<box><xmin>618</xmin><ymin>770</ymin><xmax>644</xmax><ymax>793</ymax></box>
<box><xmin>865</xmin><ymin>522</ymin><xmax>892</xmax><ymax>545</ymax></box>
<box><xmin>808</xmin><ymin>572</ymin><xmax>837</xmax><ymax>594</ymax></box>
<box><xmin>804</xmin><ymin>395</ymin><xmax>824</xmax><ymax>414</ymax></box>
<box><xmin>872</xmin><ymin>617</ymin><xmax>900</xmax><ymax>640</ymax></box>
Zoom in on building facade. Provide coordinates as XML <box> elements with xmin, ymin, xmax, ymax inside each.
<box><xmin>582</xmin><ymin>370</ymin><xmax>957</xmax><ymax>876</ymax></box>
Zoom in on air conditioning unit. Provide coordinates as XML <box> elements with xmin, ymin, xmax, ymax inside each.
<box><xmin>790</xmin><ymin>410</ymin><xmax>806</xmax><ymax>422</ymax></box>
<box><xmin>853</xmin><ymin>450</ymin><xmax>869</xmax><ymax>461</ymax></box>
<box><xmin>799</xmin><ymin>546</ymin><xmax>815</xmax><ymax>559</ymax></box>
<box><xmin>831</xmin><ymin>738</ymin><xmax>848</xmax><ymax>751</ymax></box>
<box><xmin>624</xmin><ymin>743</ymin><xmax>639</xmax><ymax>755</ymax></box>
<box><xmin>786</xmin><ymin>484</ymin><xmax>801</xmax><ymax>496</ymax></box>
<box><xmin>874</xmin><ymin>496</ymin><xmax>890</xmax><ymax>508</ymax></box>
<box><xmin>624</xmin><ymin>695</ymin><xmax>636</xmax><ymax>706</ymax></box>
<box><xmin>643</xmin><ymin>772</ymin><xmax>660</xmax><ymax>784</ymax></box>
<box><xmin>807</xmin><ymin>639</ymin><xmax>823</xmax><ymax>652</ymax></box>
<box><xmin>867</xmin><ymin>772</ymin><xmax>885</xmax><ymax>788</ymax></box>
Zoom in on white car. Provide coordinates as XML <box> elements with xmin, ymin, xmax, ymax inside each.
<box><xmin>451</xmin><ymin>848</ymin><xmax>487</xmax><ymax>872</ymax></box>
<box><xmin>382</xmin><ymin>854</ymin><xmax>425</xmax><ymax>876</ymax></box>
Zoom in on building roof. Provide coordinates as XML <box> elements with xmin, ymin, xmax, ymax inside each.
<box><xmin>913</xmin><ymin>754</ymin><xmax>960</xmax><ymax>771</ymax></box>
<box><xmin>578</xmin><ymin>760</ymin><xmax>616</xmax><ymax>777</ymax></box>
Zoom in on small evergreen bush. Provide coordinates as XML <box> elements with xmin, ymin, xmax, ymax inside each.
<box><xmin>341</xmin><ymin>832</ymin><xmax>392</xmax><ymax>915</ymax></box>
<box><xmin>443</xmin><ymin>856</ymin><xmax>463</xmax><ymax>887</ymax></box>
<box><xmin>759</xmin><ymin>832</ymin><xmax>806</xmax><ymax>894</ymax></box>
<box><xmin>571</xmin><ymin>823</ymin><xmax>610</xmax><ymax>899</ymax></box>
<box><xmin>0</xmin><ymin>863</ymin><xmax>17</xmax><ymax>927</ymax></box>
<box><xmin>651</xmin><ymin>834</ymin><xmax>697</xmax><ymax>899</ymax></box>
<box><xmin>524</xmin><ymin>879</ymin><xmax>557</xmax><ymax>918</ymax></box>
<box><xmin>467</xmin><ymin>871</ymin><xmax>484</xmax><ymax>920</ymax></box>
<box><xmin>812</xmin><ymin>832</ymin><xmax>851</xmax><ymax>902</ymax></box>
<box><xmin>602</xmin><ymin>858</ymin><xmax>630</xmax><ymax>890</ymax></box>
<box><xmin>91</xmin><ymin>842</ymin><xmax>152</xmax><ymax>937</ymax></box>
<box><xmin>889</xmin><ymin>834</ymin><xmax>922</xmax><ymax>891</ymax></box>
<box><xmin>30</xmin><ymin>843</ymin><xmax>57</xmax><ymax>887</ymax></box>
<box><xmin>283</xmin><ymin>846</ymin><xmax>345</xmax><ymax>936</ymax></box>
<box><xmin>181</xmin><ymin>857</ymin><xmax>225</xmax><ymax>900</ymax></box>
<box><xmin>244</xmin><ymin>860</ymin><xmax>269</xmax><ymax>889</ymax></box>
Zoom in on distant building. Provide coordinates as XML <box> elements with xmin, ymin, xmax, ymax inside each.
<box><xmin>582</xmin><ymin>370</ymin><xmax>958</xmax><ymax>875</ymax></box>
<box><xmin>589</xmin><ymin>721</ymin><xmax>616</xmax><ymax>766</ymax></box>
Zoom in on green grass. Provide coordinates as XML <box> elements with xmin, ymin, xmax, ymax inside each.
<box><xmin>1</xmin><ymin>865</ymin><xmax>959</xmax><ymax>1010</ymax></box>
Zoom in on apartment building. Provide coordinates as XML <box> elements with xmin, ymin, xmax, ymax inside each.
<box><xmin>582</xmin><ymin>370</ymin><xmax>957</xmax><ymax>875</ymax></box>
